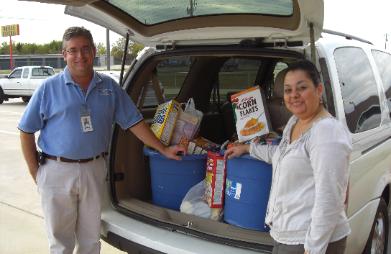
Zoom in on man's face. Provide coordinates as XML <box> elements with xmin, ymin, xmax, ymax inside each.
<box><xmin>62</xmin><ymin>36</ymin><xmax>96</xmax><ymax>78</ymax></box>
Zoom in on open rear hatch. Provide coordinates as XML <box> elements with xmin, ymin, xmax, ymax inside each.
<box><xmin>24</xmin><ymin>0</ymin><xmax>323</xmax><ymax>47</ymax></box>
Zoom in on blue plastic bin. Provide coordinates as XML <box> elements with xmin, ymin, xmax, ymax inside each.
<box><xmin>144</xmin><ymin>147</ymin><xmax>206</xmax><ymax>210</ymax></box>
<box><xmin>224</xmin><ymin>155</ymin><xmax>272</xmax><ymax>231</ymax></box>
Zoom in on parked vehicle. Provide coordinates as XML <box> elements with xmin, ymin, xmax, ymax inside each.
<box><xmin>28</xmin><ymin>0</ymin><xmax>391</xmax><ymax>253</ymax></box>
<box><xmin>0</xmin><ymin>66</ymin><xmax>55</xmax><ymax>104</ymax></box>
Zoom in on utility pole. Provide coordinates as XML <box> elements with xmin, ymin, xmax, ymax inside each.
<box><xmin>106</xmin><ymin>28</ymin><xmax>111</xmax><ymax>70</ymax></box>
<box><xmin>385</xmin><ymin>33</ymin><xmax>388</xmax><ymax>50</ymax></box>
<box><xmin>187</xmin><ymin>0</ymin><xmax>197</xmax><ymax>16</ymax></box>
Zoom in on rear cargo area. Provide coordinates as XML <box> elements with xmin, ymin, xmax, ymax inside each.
<box><xmin>108</xmin><ymin>48</ymin><xmax>303</xmax><ymax>249</ymax></box>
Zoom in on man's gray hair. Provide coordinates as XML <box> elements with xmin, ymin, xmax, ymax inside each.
<box><xmin>62</xmin><ymin>26</ymin><xmax>95</xmax><ymax>49</ymax></box>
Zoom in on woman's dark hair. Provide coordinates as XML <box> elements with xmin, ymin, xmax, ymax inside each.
<box><xmin>286</xmin><ymin>59</ymin><xmax>321</xmax><ymax>86</ymax></box>
<box><xmin>62</xmin><ymin>26</ymin><xmax>95</xmax><ymax>50</ymax></box>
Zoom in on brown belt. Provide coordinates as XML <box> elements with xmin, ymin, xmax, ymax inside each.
<box><xmin>42</xmin><ymin>152</ymin><xmax>108</xmax><ymax>163</ymax></box>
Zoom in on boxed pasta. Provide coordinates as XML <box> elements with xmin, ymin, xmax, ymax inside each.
<box><xmin>205</xmin><ymin>151</ymin><xmax>226</xmax><ymax>208</ymax></box>
<box><xmin>150</xmin><ymin>100</ymin><xmax>181</xmax><ymax>145</ymax></box>
<box><xmin>231</xmin><ymin>87</ymin><xmax>271</xmax><ymax>142</ymax></box>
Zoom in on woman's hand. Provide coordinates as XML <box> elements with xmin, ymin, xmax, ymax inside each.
<box><xmin>224</xmin><ymin>144</ymin><xmax>250</xmax><ymax>160</ymax></box>
<box><xmin>161</xmin><ymin>145</ymin><xmax>186</xmax><ymax>160</ymax></box>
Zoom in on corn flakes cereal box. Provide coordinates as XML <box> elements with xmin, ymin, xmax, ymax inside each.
<box><xmin>150</xmin><ymin>100</ymin><xmax>180</xmax><ymax>145</ymax></box>
<box><xmin>231</xmin><ymin>86</ymin><xmax>270</xmax><ymax>142</ymax></box>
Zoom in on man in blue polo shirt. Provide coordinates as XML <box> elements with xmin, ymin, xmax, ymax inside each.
<box><xmin>18</xmin><ymin>26</ymin><xmax>184</xmax><ymax>254</ymax></box>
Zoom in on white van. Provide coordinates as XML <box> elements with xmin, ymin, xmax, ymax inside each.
<box><xmin>28</xmin><ymin>1</ymin><xmax>391</xmax><ymax>253</ymax></box>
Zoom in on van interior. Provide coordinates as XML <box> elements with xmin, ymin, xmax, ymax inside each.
<box><xmin>108</xmin><ymin>48</ymin><xmax>333</xmax><ymax>250</ymax></box>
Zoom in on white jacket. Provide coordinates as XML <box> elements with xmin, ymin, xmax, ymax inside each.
<box><xmin>249</xmin><ymin>116</ymin><xmax>352</xmax><ymax>254</ymax></box>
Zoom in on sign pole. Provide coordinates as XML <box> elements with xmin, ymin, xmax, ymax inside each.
<box><xmin>9</xmin><ymin>35</ymin><xmax>13</xmax><ymax>69</ymax></box>
<box><xmin>1</xmin><ymin>24</ymin><xmax>19</xmax><ymax>70</ymax></box>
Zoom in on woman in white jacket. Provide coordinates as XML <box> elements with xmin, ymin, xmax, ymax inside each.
<box><xmin>225</xmin><ymin>60</ymin><xmax>352</xmax><ymax>254</ymax></box>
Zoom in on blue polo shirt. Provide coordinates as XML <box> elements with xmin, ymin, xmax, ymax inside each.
<box><xmin>18</xmin><ymin>66</ymin><xmax>143</xmax><ymax>160</ymax></box>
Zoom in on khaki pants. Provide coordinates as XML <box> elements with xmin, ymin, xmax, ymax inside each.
<box><xmin>272</xmin><ymin>237</ymin><xmax>347</xmax><ymax>254</ymax></box>
<box><xmin>36</xmin><ymin>157</ymin><xmax>107</xmax><ymax>254</ymax></box>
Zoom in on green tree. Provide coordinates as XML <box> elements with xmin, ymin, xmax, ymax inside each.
<box><xmin>0</xmin><ymin>40</ymin><xmax>63</xmax><ymax>55</ymax></box>
<box><xmin>47</xmin><ymin>40</ymin><xmax>62</xmax><ymax>53</ymax></box>
<box><xmin>96</xmin><ymin>42</ymin><xmax>106</xmax><ymax>56</ymax></box>
<box><xmin>110</xmin><ymin>37</ymin><xmax>127</xmax><ymax>60</ymax></box>
<box><xmin>110</xmin><ymin>37</ymin><xmax>144</xmax><ymax>61</ymax></box>
<box><xmin>130</xmin><ymin>42</ymin><xmax>144</xmax><ymax>58</ymax></box>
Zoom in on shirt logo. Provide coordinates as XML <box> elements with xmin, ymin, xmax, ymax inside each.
<box><xmin>98</xmin><ymin>88</ymin><xmax>113</xmax><ymax>96</ymax></box>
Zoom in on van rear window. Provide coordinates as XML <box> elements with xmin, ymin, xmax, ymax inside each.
<box><xmin>108</xmin><ymin>0</ymin><xmax>293</xmax><ymax>25</ymax></box>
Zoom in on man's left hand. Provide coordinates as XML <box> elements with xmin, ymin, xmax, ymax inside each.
<box><xmin>161</xmin><ymin>145</ymin><xmax>186</xmax><ymax>160</ymax></box>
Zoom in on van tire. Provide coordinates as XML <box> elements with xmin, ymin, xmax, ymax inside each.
<box><xmin>22</xmin><ymin>96</ymin><xmax>31</xmax><ymax>103</ymax></box>
<box><xmin>0</xmin><ymin>88</ymin><xmax>4</xmax><ymax>104</ymax></box>
<box><xmin>363</xmin><ymin>198</ymin><xmax>389</xmax><ymax>254</ymax></box>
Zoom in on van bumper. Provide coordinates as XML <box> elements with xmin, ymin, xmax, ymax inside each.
<box><xmin>102</xmin><ymin>232</ymin><xmax>164</xmax><ymax>254</ymax></box>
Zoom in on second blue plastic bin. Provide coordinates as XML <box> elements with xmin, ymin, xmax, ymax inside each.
<box><xmin>224</xmin><ymin>155</ymin><xmax>272</xmax><ymax>231</ymax></box>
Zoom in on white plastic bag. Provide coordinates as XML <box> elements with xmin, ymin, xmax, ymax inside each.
<box><xmin>184</xmin><ymin>98</ymin><xmax>203</xmax><ymax>121</ymax></box>
<box><xmin>180</xmin><ymin>180</ymin><xmax>222</xmax><ymax>220</ymax></box>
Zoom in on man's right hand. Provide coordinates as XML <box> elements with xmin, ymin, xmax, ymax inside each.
<box><xmin>20</xmin><ymin>131</ymin><xmax>39</xmax><ymax>184</ymax></box>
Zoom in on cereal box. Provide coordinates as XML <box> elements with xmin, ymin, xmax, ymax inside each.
<box><xmin>231</xmin><ymin>87</ymin><xmax>270</xmax><ymax>142</ymax></box>
<box><xmin>150</xmin><ymin>100</ymin><xmax>181</xmax><ymax>145</ymax></box>
<box><xmin>205</xmin><ymin>151</ymin><xmax>226</xmax><ymax>208</ymax></box>
<box><xmin>170</xmin><ymin>110</ymin><xmax>200</xmax><ymax>146</ymax></box>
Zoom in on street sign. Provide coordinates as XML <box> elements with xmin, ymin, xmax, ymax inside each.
<box><xmin>1</xmin><ymin>24</ymin><xmax>20</xmax><ymax>37</ymax></box>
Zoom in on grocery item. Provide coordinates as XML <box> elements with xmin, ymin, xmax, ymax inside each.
<box><xmin>180</xmin><ymin>180</ymin><xmax>222</xmax><ymax>220</ymax></box>
<box><xmin>170</xmin><ymin>109</ymin><xmax>200</xmax><ymax>146</ymax></box>
<box><xmin>150</xmin><ymin>100</ymin><xmax>181</xmax><ymax>145</ymax></box>
<box><xmin>205</xmin><ymin>151</ymin><xmax>226</xmax><ymax>208</ymax></box>
<box><xmin>187</xmin><ymin>137</ymin><xmax>220</xmax><ymax>155</ymax></box>
<box><xmin>231</xmin><ymin>86</ymin><xmax>271</xmax><ymax>142</ymax></box>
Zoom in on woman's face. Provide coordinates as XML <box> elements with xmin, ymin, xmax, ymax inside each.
<box><xmin>283</xmin><ymin>70</ymin><xmax>323</xmax><ymax>120</ymax></box>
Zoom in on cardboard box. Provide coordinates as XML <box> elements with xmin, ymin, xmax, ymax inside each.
<box><xmin>150</xmin><ymin>100</ymin><xmax>181</xmax><ymax>145</ymax></box>
<box><xmin>231</xmin><ymin>87</ymin><xmax>271</xmax><ymax>142</ymax></box>
<box><xmin>205</xmin><ymin>151</ymin><xmax>226</xmax><ymax>208</ymax></box>
<box><xmin>170</xmin><ymin>109</ymin><xmax>200</xmax><ymax>146</ymax></box>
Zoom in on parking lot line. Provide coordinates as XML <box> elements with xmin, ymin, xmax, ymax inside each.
<box><xmin>0</xmin><ymin>110</ymin><xmax>23</xmax><ymax>116</ymax></box>
<box><xmin>0</xmin><ymin>130</ymin><xmax>19</xmax><ymax>136</ymax></box>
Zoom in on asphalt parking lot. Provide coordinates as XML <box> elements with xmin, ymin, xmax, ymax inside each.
<box><xmin>0</xmin><ymin>98</ymin><xmax>125</xmax><ymax>254</ymax></box>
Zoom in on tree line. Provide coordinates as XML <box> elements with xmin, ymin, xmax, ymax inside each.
<box><xmin>0</xmin><ymin>37</ymin><xmax>144</xmax><ymax>60</ymax></box>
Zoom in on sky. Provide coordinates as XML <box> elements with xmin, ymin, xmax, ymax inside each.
<box><xmin>0</xmin><ymin>0</ymin><xmax>390</xmax><ymax>49</ymax></box>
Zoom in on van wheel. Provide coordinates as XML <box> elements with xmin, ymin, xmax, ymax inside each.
<box><xmin>22</xmin><ymin>96</ymin><xmax>31</xmax><ymax>103</ymax></box>
<box><xmin>0</xmin><ymin>88</ymin><xmax>4</xmax><ymax>104</ymax></box>
<box><xmin>363</xmin><ymin>199</ymin><xmax>389</xmax><ymax>254</ymax></box>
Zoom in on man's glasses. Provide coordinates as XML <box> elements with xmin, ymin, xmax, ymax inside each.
<box><xmin>65</xmin><ymin>46</ymin><xmax>92</xmax><ymax>56</ymax></box>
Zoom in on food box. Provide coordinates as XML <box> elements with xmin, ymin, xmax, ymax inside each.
<box><xmin>187</xmin><ymin>137</ymin><xmax>219</xmax><ymax>155</ymax></box>
<box><xmin>170</xmin><ymin>109</ymin><xmax>201</xmax><ymax>146</ymax></box>
<box><xmin>205</xmin><ymin>151</ymin><xmax>226</xmax><ymax>208</ymax></box>
<box><xmin>150</xmin><ymin>100</ymin><xmax>181</xmax><ymax>145</ymax></box>
<box><xmin>231</xmin><ymin>86</ymin><xmax>271</xmax><ymax>142</ymax></box>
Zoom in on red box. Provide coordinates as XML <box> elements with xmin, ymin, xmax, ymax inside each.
<box><xmin>205</xmin><ymin>151</ymin><xmax>226</xmax><ymax>208</ymax></box>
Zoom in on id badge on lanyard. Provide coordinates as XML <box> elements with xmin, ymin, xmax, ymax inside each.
<box><xmin>80</xmin><ymin>104</ymin><xmax>94</xmax><ymax>132</ymax></box>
